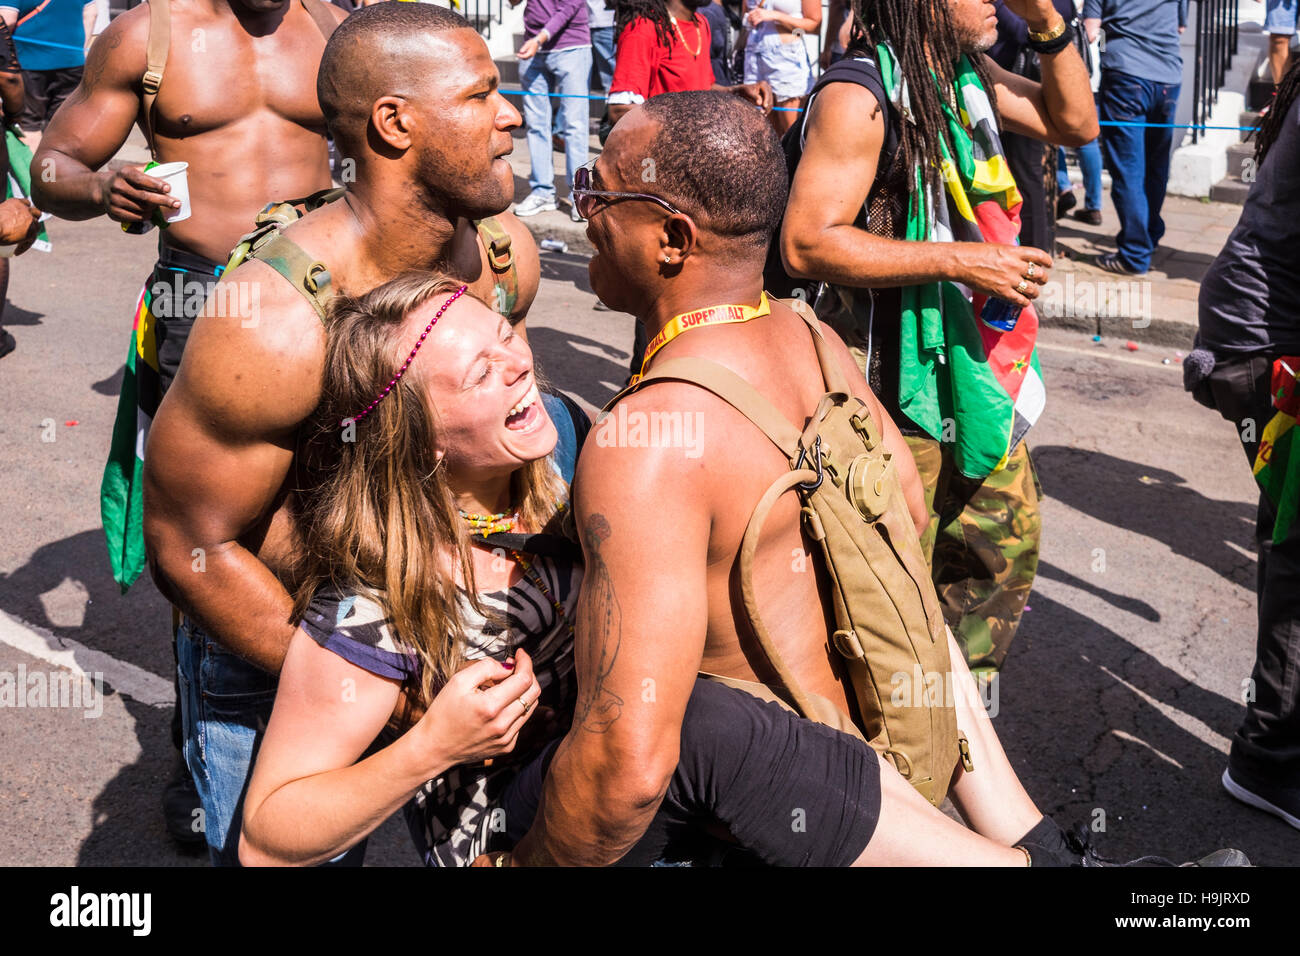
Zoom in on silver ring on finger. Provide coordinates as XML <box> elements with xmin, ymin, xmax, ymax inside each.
<box><xmin>518</xmin><ymin>695</ymin><xmax>532</xmax><ymax>715</ymax></box>
<box><xmin>1016</xmin><ymin>279</ymin><xmax>1029</xmax><ymax>294</ymax></box>
<box><xmin>1025</xmin><ymin>262</ymin><xmax>1036</xmax><ymax>279</ymax></box>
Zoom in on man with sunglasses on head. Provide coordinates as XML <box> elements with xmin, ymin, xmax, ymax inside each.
<box><xmin>141</xmin><ymin>2</ymin><xmax>541</xmax><ymax>866</ymax></box>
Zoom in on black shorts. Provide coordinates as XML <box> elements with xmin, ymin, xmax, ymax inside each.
<box><xmin>19</xmin><ymin>66</ymin><xmax>82</xmax><ymax>131</ymax></box>
<box><xmin>138</xmin><ymin>245</ymin><xmax>226</xmax><ymax>417</ymax></box>
<box><xmin>500</xmin><ymin>677</ymin><xmax>882</xmax><ymax>866</ymax></box>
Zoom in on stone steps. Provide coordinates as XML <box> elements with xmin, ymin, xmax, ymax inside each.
<box><xmin>1209</xmin><ymin>108</ymin><xmax>1263</xmax><ymax>204</ymax></box>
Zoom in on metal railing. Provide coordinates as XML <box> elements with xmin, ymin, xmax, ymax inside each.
<box><xmin>1189</xmin><ymin>0</ymin><xmax>1240</xmax><ymax>143</ymax></box>
<box><xmin>459</xmin><ymin>0</ymin><xmax>507</xmax><ymax>40</ymax></box>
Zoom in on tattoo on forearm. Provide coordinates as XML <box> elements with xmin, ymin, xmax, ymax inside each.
<box><xmin>573</xmin><ymin>513</ymin><xmax>624</xmax><ymax>733</ymax></box>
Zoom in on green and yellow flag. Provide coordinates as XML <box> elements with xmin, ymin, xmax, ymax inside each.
<box><xmin>1253</xmin><ymin>357</ymin><xmax>1300</xmax><ymax>545</ymax></box>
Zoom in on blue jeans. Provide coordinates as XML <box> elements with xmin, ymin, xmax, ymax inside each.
<box><xmin>1098</xmin><ymin>70</ymin><xmax>1179</xmax><ymax>272</ymax></box>
<box><xmin>177</xmin><ymin>618</ymin><xmax>366</xmax><ymax>866</ymax></box>
<box><xmin>1265</xmin><ymin>0</ymin><xmax>1298</xmax><ymax>35</ymax></box>
<box><xmin>522</xmin><ymin>45</ymin><xmax>592</xmax><ymax>199</ymax></box>
<box><xmin>1056</xmin><ymin>140</ymin><xmax>1103</xmax><ymax>211</ymax></box>
<box><xmin>590</xmin><ymin>26</ymin><xmax>615</xmax><ymax>92</ymax></box>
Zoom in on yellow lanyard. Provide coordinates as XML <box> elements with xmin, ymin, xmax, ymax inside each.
<box><xmin>634</xmin><ymin>292</ymin><xmax>771</xmax><ymax>384</ymax></box>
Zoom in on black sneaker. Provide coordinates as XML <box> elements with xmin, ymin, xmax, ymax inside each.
<box><xmin>0</xmin><ymin>327</ymin><xmax>14</xmax><ymax>359</ymax></box>
<box><xmin>163</xmin><ymin>758</ymin><xmax>207</xmax><ymax>849</ymax></box>
<box><xmin>1222</xmin><ymin>765</ymin><xmax>1300</xmax><ymax>830</ymax></box>
<box><xmin>1072</xmin><ymin>208</ymin><xmax>1103</xmax><ymax>226</ymax></box>
<box><xmin>1019</xmin><ymin>821</ymin><xmax>1250</xmax><ymax>867</ymax></box>
<box><xmin>1095</xmin><ymin>252</ymin><xmax>1144</xmax><ymax>276</ymax></box>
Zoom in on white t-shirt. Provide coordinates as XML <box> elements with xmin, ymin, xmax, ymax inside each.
<box><xmin>586</xmin><ymin>0</ymin><xmax>614</xmax><ymax>30</ymax></box>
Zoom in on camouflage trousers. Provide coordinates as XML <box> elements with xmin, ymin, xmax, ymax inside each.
<box><xmin>904</xmin><ymin>436</ymin><xmax>1043</xmax><ymax>675</ymax></box>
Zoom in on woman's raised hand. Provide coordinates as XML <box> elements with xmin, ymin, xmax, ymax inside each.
<box><xmin>415</xmin><ymin>650</ymin><xmax>542</xmax><ymax>772</ymax></box>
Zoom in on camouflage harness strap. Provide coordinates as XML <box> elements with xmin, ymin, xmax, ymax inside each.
<box><xmin>224</xmin><ymin>199</ymin><xmax>520</xmax><ymax>323</ymax></box>
<box><xmin>473</xmin><ymin>215</ymin><xmax>519</xmax><ymax>317</ymax></box>
<box><xmin>224</xmin><ymin>186</ymin><xmax>346</xmax><ymax>322</ymax></box>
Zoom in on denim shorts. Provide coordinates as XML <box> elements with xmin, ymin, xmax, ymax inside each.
<box><xmin>1266</xmin><ymin>0</ymin><xmax>1297</xmax><ymax>35</ymax></box>
<box><xmin>744</xmin><ymin>32</ymin><xmax>814</xmax><ymax>102</ymax></box>
<box><xmin>176</xmin><ymin>619</ymin><xmax>368</xmax><ymax>866</ymax></box>
<box><xmin>176</xmin><ymin>618</ymin><xmax>278</xmax><ymax>865</ymax></box>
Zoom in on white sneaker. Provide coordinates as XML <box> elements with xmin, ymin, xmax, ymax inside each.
<box><xmin>514</xmin><ymin>193</ymin><xmax>558</xmax><ymax>217</ymax></box>
<box><xmin>569</xmin><ymin>202</ymin><xmax>584</xmax><ymax>223</ymax></box>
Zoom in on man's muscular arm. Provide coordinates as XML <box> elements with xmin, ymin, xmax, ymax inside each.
<box><xmin>511</xmin><ymin>410</ymin><xmax>710</xmax><ymax>865</ymax></box>
<box><xmin>780</xmin><ymin>83</ymin><xmax>1052</xmax><ymax>311</ymax></box>
<box><xmin>30</xmin><ymin>12</ymin><xmax>179</xmax><ymax>222</ymax></box>
<box><xmin>143</xmin><ymin>267</ymin><xmax>324</xmax><ymax>673</ymax></box>
<box><xmin>985</xmin><ymin>0</ymin><xmax>1098</xmax><ymax>147</ymax></box>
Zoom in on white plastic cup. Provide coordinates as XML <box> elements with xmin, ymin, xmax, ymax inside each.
<box><xmin>148</xmin><ymin>161</ymin><xmax>191</xmax><ymax>224</ymax></box>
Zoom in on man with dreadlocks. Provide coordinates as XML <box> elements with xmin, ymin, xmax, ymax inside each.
<box><xmin>604</xmin><ymin>0</ymin><xmax>772</xmax><ymax>126</ymax></box>
<box><xmin>1186</xmin><ymin>57</ymin><xmax>1300</xmax><ymax>832</ymax></box>
<box><xmin>769</xmin><ymin>0</ymin><xmax>1097</xmax><ymax>679</ymax></box>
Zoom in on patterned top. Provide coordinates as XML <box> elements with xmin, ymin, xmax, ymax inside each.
<box><xmin>299</xmin><ymin>556</ymin><xmax>580</xmax><ymax>867</ymax></box>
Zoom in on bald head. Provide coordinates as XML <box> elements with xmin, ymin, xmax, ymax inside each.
<box><xmin>317</xmin><ymin>3</ymin><xmax>478</xmax><ymax>155</ymax></box>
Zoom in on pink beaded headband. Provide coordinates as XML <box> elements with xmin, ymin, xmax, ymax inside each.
<box><xmin>342</xmin><ymin>284</ymin><xmax>469</xmax><ymax>427</ymax></box>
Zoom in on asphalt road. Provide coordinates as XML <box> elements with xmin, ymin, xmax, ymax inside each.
<box><xmin>0</xmin><ymin>213</ymin><xmax>1294</xmax><ymax>866</ymax></box>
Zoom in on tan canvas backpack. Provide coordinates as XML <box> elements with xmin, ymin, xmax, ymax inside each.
<box><xmin>608</xmin><ymin>300</ymin><xmax>967</xmax><ymax>806</ymax></box>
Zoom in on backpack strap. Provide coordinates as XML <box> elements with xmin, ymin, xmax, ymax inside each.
<box><xmin>299</xmin><ymin>0</ymin><xmax>339</xmax><ymax>40</ymax></box>
<box><xmin>223</xmin><ymin>186</ymin><xmax>347</xmax><ymax>322</ymax></box>
<box><xmin>598</xmin><ymin>315</ymin><xmax>875</xmax><ymax>730</ymax></box>
<box><xmin>601</xmin><ymin>353</ymin><xmax>831</xmax><ymax>722</ymax></box>
<box><xmin>736</xmin><ymin>468</ymin><xmax>833</xmax><ymax>721</ymax></box>
<box><xmin>245</xmin><ymin>232</ymin><xmax>333</xmax><ymax>321</ymax></box>
<box><xmin>474</xmin><ymin>216</ymin><xmax>519</xmax><ymax>317</ymax></box>
<box><xmin>785</xmin><ymin>296</ymin><xmax>854</xmax><ymax>397</ymax></box>
<box><xmin>142</xmin><ymin>0</ymin><xmax>170</xmax><ymax>159</ymax></box>
<box><xmin>16</xmin><ymin>0</ymin><xmax>51</xmax><ymax>26</ymax></box>
<box><xmin>605</xmin><ymin>356</ymin><xmax>802</xmax><ymax>460</ymax></box>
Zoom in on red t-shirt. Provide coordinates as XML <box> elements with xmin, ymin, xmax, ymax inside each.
<box><xmin>609</xmin><ymin>15</ymin><xmax>715</xmax><ymax>100</ymax></box>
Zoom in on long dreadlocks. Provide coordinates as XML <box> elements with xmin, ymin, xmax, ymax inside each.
<box><xmin>846</xmin><ymin>0</ymin><xmax>1001</xmax><ymax>200</ymax></box>
<box><xmin>615</xmin><ymin>0</ymin><xmax>678</xmax><ymax>51</ymax></box>
<box><xmin>1254</xmin><ymin>54</ymin><xmax>1300</xmax><ymax>166</ymax></box>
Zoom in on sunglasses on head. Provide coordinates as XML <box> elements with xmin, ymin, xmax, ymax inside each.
<box><xmin>570</xmin><ymin>164</ymin><xmax>687</xmax><ymax>221</ymax></box>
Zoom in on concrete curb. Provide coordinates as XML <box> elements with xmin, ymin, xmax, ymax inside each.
<box><xmin>1036</xmin><ymin>309</ymin><xmax>1197</xmax><ymax>349</ymax></box>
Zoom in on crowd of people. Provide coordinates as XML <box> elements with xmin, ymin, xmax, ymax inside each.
<box><xmin>2</xmin><ymin>0</ymin><xmax>1295</xmax><ymax>866</ymax></box>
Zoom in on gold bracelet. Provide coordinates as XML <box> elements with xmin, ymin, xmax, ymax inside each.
<box><xmin>1027</xmin><ymin>16</ymin><xmax>1066</xmax><ymax>43</ymax></box>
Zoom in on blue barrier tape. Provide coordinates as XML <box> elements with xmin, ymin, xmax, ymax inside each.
<box><xmin>496</xmin><ymin>87</ymin><xmax>1262</xmax><ymax>130</ymax></box>
<box><xmin>13</xmin><ymin>36</ymin><xmax>88</xmax><ymax>54</ymax></box>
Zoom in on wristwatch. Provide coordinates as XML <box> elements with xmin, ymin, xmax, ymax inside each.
<box><xmin>1027</xmin><ymin>16</ymin><xmax>1066</xmax><ymax>43</ymax></box>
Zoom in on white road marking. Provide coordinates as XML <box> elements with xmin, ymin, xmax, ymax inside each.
<box><xmin>1224</xmin><ymin>540</ymin><xmax>1258</xmax><ymax>563</ymax></box>
<box><xmin>1100</xmin><ymin>664</ymin><xmax>1232</xmax><ymax>756</ymax></box>
<box><xmin>0</xmin><ymin>608</ymin><xmax>173</xmax><ymax>709</ymax></box>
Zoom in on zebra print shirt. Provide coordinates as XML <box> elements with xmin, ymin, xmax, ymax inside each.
<box><xmin>300</xmin><ymin>554</ymin><xmax>580</xmax><ymax>867</ymax></box>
